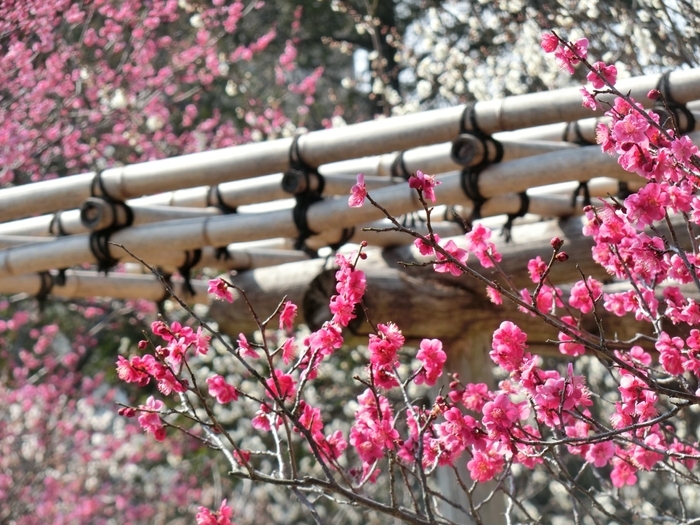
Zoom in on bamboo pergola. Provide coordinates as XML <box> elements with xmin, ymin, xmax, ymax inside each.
<box><xmin>5</xmin><ymin>69</ymin><xmax>699</xmax><ymax>524</ymax></box>
<box><xmin>2</xmin><ymin>68</ymin><xmax>699</xmax><ymax>335</ymax></box>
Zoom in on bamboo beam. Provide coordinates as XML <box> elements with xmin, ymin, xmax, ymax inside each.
<box><xmin>452</xmin><ymin>137</ymin><xmax>577</xmax><ymax>168</ymax></box>
<box><xmin>193</xmin><ymin>246</ymin><xmax>310</xmax><ymax>272</ymax></box>
<box><xmin>0</xmin><ymin>167</ymin><xmax>636</xmax><ymax>241</ymax></box>
<box><xmin>0</xmin><ymin>70</ymin><xmax>698</xmax><ymax>223</ymax></box>
<box><xmin>463</xmin><ymin>70</ymin><xmax>700</xmax><ymax>135</ymax></box>
<box><xmin>0</xmin><ymin>202</ymin><xmax>224</xmax><ymax>237</ymax></box>
<box><xmin>80</xmin><ymin>198</ymin><xmax>222</xmax><ymax>231</ymax></box>
<box><xmin>0</xmin><ymin>136</ymin><xmax>579</xmax><ymax>238</ymax></box>
<box><xmin>148</xmin><ymin>245</ymin><xmax>310</xmax><ymax>274</ymax></box>
<box><xmin>0</xmin><ymin>189</ymin><xmax>611</xmax><ymax>278</ymax></box>
<box><xmin>136</xmin><ymin>173</ymin><xmax>287</xmax><ymax>208</ymax></box>
<box><xmin>0</xmin><ymin>144</ymin><xmax>652</xmax><ymax>278</ymax></box>
<box><xmin>0</xmin><ymin>209</ymin><xmax>85</xmax><ymax>237</ymax></box>
<box><xmin>0</xmin><ymin>270</ymin><xmax>209</xmax><ymax>304</ymax></box>
<box><xmin>0</xmin><ymin>174</ymin><xmax>400</xmax><ymax>238</ymax></box>
<box><xmin>501</xmin><ymin>108</ymin><xmax>700</xmax><ymax>143</ymax></box>
<box><xmin>318</xmin><ymin>137</ymin><xmax>577</xmax><ymax>178</ymax></box>
<box><xmin>0</xmin><ymin>235</ymin><xmax>56</xmax><ymax>250</ymax></box>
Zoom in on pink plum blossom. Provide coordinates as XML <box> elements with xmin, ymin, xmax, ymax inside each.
<box><xmin>349</xmin><ymin>173</ymin><xmax>367</xmax><ymax>207</ymax></box>
<box><xmin>490</xmin><ymin>321</ymin><xmax>529</xmax><ymax>373</ymax></box>
<box><xmin>585</xmin><ymin>440</ymin><xmax>615</xmax><ymax>467</ymax></box>
<box><xmin>208</xmin><ymin>278</ymin><xmax>234</xmax><ymax>303</ymax></box>
<box><xmin>196</xmin><ymin>499</ymin><xmax>235</xmax><ymax>525</ymax></box>
<box><xmin>408</xmin><ymin>170</ymin><xmax>441</xmax><ymax>202</ymax></box>
<box><xmin>434</xmin><ymin>239</ymin><xmax>469</xmax><ymax>276</ymax></box>
<box><xmin>467</xmin><ymin>449</ymin><xmax>504</xmax><ymax>483</ymax></box>
<box><xmin>279</xmin><ymin>301</ymin><xmax>298</xmax><ymax>331</ymax></box>
<box><xmin>587</xmin><ymin>61</ymin><xmax>618</xmax><ymax>89</ymax></box>
<box><xmin>138</xmin><ymin>396</ymin><xmax>166</xmax><ymax>442</ymax></box>
<box><xmin>415</xmin><ymin>338</ymin><xmax>447</xmax><ymax>386</ymax></box>
<box><xmin>207</xmin><ymin>375</ymin><xmax>239</xmax><ymax>404</ymax></box>
<box><xmin>611</xmin><ymin>457</ymin><xmax>638</xmax><ymax>487</ymax></box>
<box><xmin>540</xmin><ymin>33</ymin><xmax>559</xmax><ymax>53</ymax></box>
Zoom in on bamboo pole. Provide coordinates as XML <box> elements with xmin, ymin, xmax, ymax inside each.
<box><xmin>0</xmin><ymin>70</ymin><xmax>698</xmax><ymax>223</ymax></box>
<box><xmin>80</xmin><ymin>198</ymin><xmax>222</xmax><ymax>231</ymax></box>
<box><xmin>0</xmin><ymin>136</ymin><xmax>579</xmax><ymax>238</ymax></box>
<box><xmin>317</xmin><ymin>137</ymin><xmax>577</xmax><ymax>178</ymax></box>
<box><xmin>148</xmin><ymin>245</ymin><xmax>310</xmax><ymax>274</ymax></box>
<box><xmin>310</xmin><ymin>175</ymin><xmax>642</xmax><ymax>250</ymax></box>
<box><xmin>0</xmin><ymin>129</ymin><xmax>634</xmax><ymax>240</ymax></box>
<box><xmin>0</xmin><ymin>173</ymin><xmax>398</xmax><ymax>238</ymax></box>
<box><xmin>451</xmin><ymin>136</ymin><xmax>578</xmax><ymax>167</ymax></box>
<box><xmin>193</xmin><ymin>246</ymin><xmax>310</xmax><ymax>272</ymax></box>
<box><xmin>462</xmin><ymin>70</ymin><xmax>700</xmax><ymax>134</ymax></box>
<box><xmin>0</xmin><ymin>201</ymin><xmax>223</xmax><ymax>237</ymax></box>
<box><xmin>0</xmin><ymin>209</ymin><xmax>86</xmax><ymax>237</ymax></box>
<box><xmin>500</xmin><ymin>110</ymin><xmax>700</xmax><ymax>143</ymax></box>
<box><xmin>0</xmin><ymin>270</ymin><xmax>209</xmax><ymax>304</ymax></box>
<box><xmin>0</xmin><ymin>188</ymin><xmax>615</xmax><ymax>278</ymax></box>
<box><xmin>0</xmin><ymin>144</ymin><xmax>654</xmax><ymax>278</ymax></box>
<box><xmin>136</xmin><ymin>173</ymin><xmax>287</xmax><ymax>208</ymax></box>
<box><xmin>117</xmin><ymin>174</ymin><xmax>626</xmax><ymax>259</ymax></box>
<box><xmin>0</xmin><ymin>235</ymin><xmax>56</xmax><ymax>250</ymax></box>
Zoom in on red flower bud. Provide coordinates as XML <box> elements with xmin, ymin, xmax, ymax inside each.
<box><xmin>647</xmin><ymin>89</ymin><xmax>660</xmax><ymax>100</ymax></box>
<box><xmin>138</xmin><ymin>340</ymin><xmax>148</xmax><ymax>349</ymax></box>
<box><xmin>119</xmin><ymin>407</ymin><xmax>136</xmax><ymax>418</ymax></box>
<box><xmin>550</xmin><ymin>237</ymin><xmax>564</xmax><ymax>250</ymax></box>
<box><xmin>555</xmin><ymin>252</ymin><xmax>569</xmax><ymax>262</ymax></box>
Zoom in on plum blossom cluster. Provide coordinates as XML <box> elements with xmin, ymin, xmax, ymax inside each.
<box><xmin>111</xmin><ymin>32</ymin><xmax>700</xmax><ymax>525</ymax></box>
<box><xmin>0</xmin><ymin>0</ymin><xmax>323</xmax><ymax>186</ymax></box>
<box><xmin>1</xmin><ymin>314</ymin><xmax>210</xmax><ymax>523</ymax></box>
<box><xmin>544</xmin><ymin>32</ymin><xmax>700</xmax><ymax>383</ymax></box>
<box><xmin>322</xmin><ymin>33</ymin><xmax>700</xmax><ymax>511</ymax></box>
<box><xmin>196</xmin><ymin>500</ymin><xmax>235</xmax><ymax>525</ymax></box>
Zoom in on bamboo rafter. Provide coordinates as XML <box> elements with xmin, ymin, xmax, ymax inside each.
<box><xmin>0</xmin><ymin>70</ymin><xmax>697</xmax><ymax>312</ymax></box>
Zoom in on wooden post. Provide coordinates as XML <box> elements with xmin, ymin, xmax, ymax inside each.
<box><xmin>435</xmin><ymin>331</ymin><xmax>506</xmax><ymax>525</ymax></box>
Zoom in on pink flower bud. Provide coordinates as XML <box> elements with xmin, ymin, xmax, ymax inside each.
<box><xmin>555</xmin><ymin>252</ymin><xmax>569</xmax><ymax>262</ymax></box>
<box><xmin>138</xmin><ymin>340</ymin><xmax>148</xmax><ymax>349</ymax></box>
<box><xmin>647</xmin><ymin>89</ymin><xmax>660</xmax><ymax>100</ymax></box>
<box><xmin>119</xmin><ymin>407</ymin><xmax>136</xmax><ymax>417</ymax></box>
<box><xmin>550</xmin><ymin>237</ymin><xmax>564</xmax><ymax>250</ymax></box>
